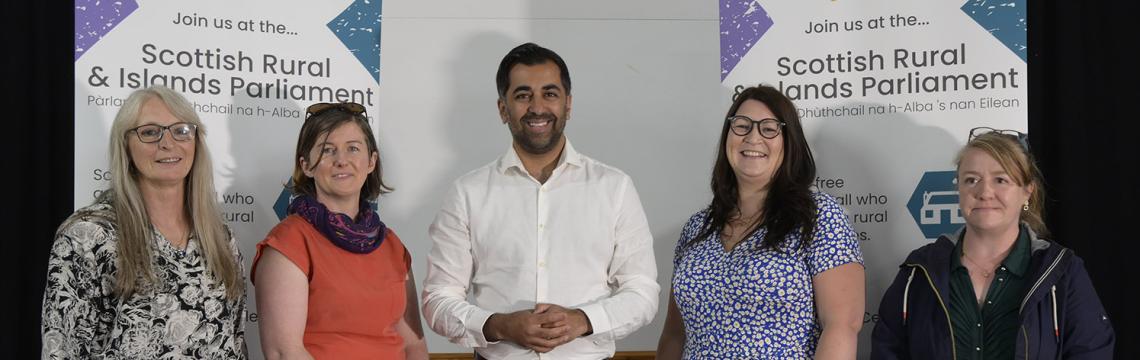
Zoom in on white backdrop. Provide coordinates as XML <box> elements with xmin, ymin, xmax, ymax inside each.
<box><xmin>378</xmin><ymin>0</ymin><xmax>720</xmax><ymax>354</ymax></box>
<box><xmin>74</xmin><ymin>0</ymin><xmax>1024</xmax><ymax>358</ymax></box>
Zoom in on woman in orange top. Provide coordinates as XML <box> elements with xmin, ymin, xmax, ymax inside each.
<box><xmin>252</xmin><ymin>102</ymin><xmax>428</xmax><ymax>360</ymax></box>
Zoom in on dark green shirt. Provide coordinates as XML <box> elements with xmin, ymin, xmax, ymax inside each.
<box><xmin>948</xmin><ymin>228</ymin><xmax>1032</xmax><ymax>360</ymax></box>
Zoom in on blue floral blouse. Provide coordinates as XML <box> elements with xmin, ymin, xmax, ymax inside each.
<box><xmin>672</xmin><ymin>192</ymin><xmax>863</xmax><ymax>359</ymax></box>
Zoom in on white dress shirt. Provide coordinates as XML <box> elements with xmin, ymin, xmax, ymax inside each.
<box><xmin>423</xmin><ymin>140</ymin><xmax>659</xmax><ymax>360</ymax></box>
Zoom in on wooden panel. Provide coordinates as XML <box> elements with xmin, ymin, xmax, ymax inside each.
<box><xmin>429</xmin><ymin>351</ymin><xmax>656</xmax><ymax>360</ymax></box>
<box><xmin>429</xmin><ymin>353</ymin><xmax>473</xmax><ymax>360</ymax></box>
<box><xmin>611</xmin><ymin>351</ymin><xmax>656</xmax><ymax>360</ymax></box>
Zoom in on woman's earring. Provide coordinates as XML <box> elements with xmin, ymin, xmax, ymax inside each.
<box><xmin>1023</xmin><ymin>201</ymin><xmax>1029</xmax><ymax>211</ymax></box>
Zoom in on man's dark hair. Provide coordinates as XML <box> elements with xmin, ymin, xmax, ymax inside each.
<box><xmin>495</xmin><ymin>42</ymin><xmax>571</xmax><ymax>98</ymax></box>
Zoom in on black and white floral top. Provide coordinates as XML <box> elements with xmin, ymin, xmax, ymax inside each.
<box><xmin>41</xmin><ymin>198</ymin><xmax>248</xmax><ymax>359</ymax></box>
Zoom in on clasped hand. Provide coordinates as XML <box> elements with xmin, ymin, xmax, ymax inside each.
<box><xmin>485</xmin><ymin>303</ymin><xmax>591</xmax><ymax>353</ymax></box>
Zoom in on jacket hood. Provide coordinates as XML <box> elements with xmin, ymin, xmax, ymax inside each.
<box><xmin>899</xmin><ymin>223</ymin><xmax>1075</xmax><ymax>312</ymax></box>
<box><xmin>903</xmin><ymin>223</ymin><xmax>1062</xmax><ymax>267</ymax></box>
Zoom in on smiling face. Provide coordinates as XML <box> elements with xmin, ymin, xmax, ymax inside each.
<box><xmin>957</xmin><ymin>148</ymin><xmax>1034</xmax><ymax>233</ymax></box>
<box><xmin>498</xmin><ymin>61</ymin><xmax>572</xmax><ymax>156</ymax></box>
<box><xmin>127</xmin><ymin>98</ymin><xmax>196</xmax><ymax>189</ymax></box>
<box><xmin>300</xmin><ymin>121</ymin><xmax>378</xmax><ymax>213</ymax></box>
<box><xmin>726</xmin><ymin>99</ymin><xmax>784</xmax><ymax>191</ymax></box>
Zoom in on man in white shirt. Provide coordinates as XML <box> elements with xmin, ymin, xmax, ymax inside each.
<box><xmin>422</xmin><ymin>42</ymin><xmax>659</xmax><ymax>360</ymax></box>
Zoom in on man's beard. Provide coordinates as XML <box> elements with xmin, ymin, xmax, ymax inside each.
<box><xmin>511</xmin><ymin>111</ymin><xmax>564</xmax><ymax>155</ymax></box>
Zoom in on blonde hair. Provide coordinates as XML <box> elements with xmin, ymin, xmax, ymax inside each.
<box><xmin>955</xmin><ymin>132</ymin><xmax>1049</xmax><ymax>238</ymax></box>
<box><xmin>107</xmin><ymin>86</ymin><xmax>243</xmax><ymax>299</ymax></box>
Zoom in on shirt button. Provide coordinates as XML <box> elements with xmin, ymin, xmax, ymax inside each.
<box><xmin>976</xmin><ymin>323</ymin><xmax>982</xmax><ymax>327</ymax></box>
<box><xmin>538</xmin><ymin>260</ymin><xmax>546</xmax><ymax>268</ymax></box>
<box><xmin>538</xmin><ymin>224</ymin><xmax>545</xmax><ymax>230</ymax></box>
<box><xmin>976</xmin><ymin>347</ymin><xmax>982</xmax><ymax>351</ymax></box>
<box><xmin>998</xmin><ymin>278</ymin><xmax>1005</xmax><ymax>282</ymax></box>
<box><xmin>1001</xmin><ymin>266</ymin><xmax>1006</xmax><ymax>271</ymax></box>
<box><xmin>986</xmin><ymin>300</ymin><xmax>992</xmax><ymax>305</ymax></box>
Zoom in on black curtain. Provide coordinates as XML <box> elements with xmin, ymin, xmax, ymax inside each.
<box><xmin>3</xmin><ymin>1</ymin><xmax>1136</xmax><ymax>359</ymax></box>
<box><xmin>3</xmin><ymin>0</ymin><xmax>76</xmax><ymax>359</ymax></box>
<box><xmin>1028</xmin><ymin>1</ymin><xmax>1140</xmax><ymax>359</ymax></box>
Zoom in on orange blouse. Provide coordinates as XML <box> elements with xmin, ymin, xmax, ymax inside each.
<box><xmin>252</xmin><ymin>214</ymin><xmax>410</xmax><ymax>360</ymax></box>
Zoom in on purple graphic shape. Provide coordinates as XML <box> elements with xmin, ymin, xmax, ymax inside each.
<box><xmin>720</xmin><ymin>0</ymin><xmax>773</xmax><ymax>81</ymax></box>
<box><xmin>75</xmin><ymin>0</ymin><xmax>139</xmax><ymax>61</ymax></box>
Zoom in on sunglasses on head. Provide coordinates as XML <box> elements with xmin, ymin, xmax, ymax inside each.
<box><xmin>305</xmin><ymin>102</ymin><xmax>366</xmax><ymax>119</ymax></box>
<box><xmin>968</xmin><ymin>127</ymin><xmax>1030</xmax><ymax>151</ymax></box>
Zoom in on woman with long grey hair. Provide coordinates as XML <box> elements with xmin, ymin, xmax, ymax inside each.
<box><xmin>42</xmin><ymin>86</ymin><xmax>247</xmax><ymax>359</ymax></box>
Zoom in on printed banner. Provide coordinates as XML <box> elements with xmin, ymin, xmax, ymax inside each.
<box><xmin>721</xmin><ymin>0</ymin><xmax>1026</xmax><ymax>356</ymax></box>
<box><xmin>73</xmin><ymin>0</ymin><xmax>1023</xmax><ymax>356</ymax></box>
<box><xmin>75</xmin><ymin>0</ymin><xmax>382</xmax><ymax>354</ymax></box>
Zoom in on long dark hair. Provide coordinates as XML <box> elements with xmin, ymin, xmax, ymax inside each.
<box><xmin>691</xmin><ymin>85</ymin><xmax>818</xmax><ymax>251</ymax></box>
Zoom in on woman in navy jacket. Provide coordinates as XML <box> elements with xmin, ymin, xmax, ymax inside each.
<box><xmin>871</xmin><ymin>129</ymin><xmax>1114</xmax><ymax>359</ymax></box>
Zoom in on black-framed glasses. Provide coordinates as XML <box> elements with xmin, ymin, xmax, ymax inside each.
<box><xmin>969</xmin><ymin>127</ymin><xmax>1030</xmax><ymax>151</ymax></box>
<box><xmin>727</xmin><ymin>115</ymin><xmax>785</xmax><ymax>139</ymax></box>
<box><xmin>127</xmin><ymin>122</ymin><xmax>197</xmax><ymax>143</ymax></box>
<box><xmin>306</xmin><ymin>102</ymin><xmax>366</xmax><ymax>119</ymax></box>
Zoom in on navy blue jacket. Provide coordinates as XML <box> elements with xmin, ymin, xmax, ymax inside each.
<box><xmin>870</xmin><ymin>226</ymin><xmax>1114</xmax><ymax>359</ymax></box>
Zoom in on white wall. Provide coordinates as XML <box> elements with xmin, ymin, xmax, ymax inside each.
<box><xmin>378</xmin><ymin>0</ymin><xmax>723</xmax><ymax>352</ymax></box>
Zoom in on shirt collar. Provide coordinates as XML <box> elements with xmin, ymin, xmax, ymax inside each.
<box><xmin>497</xmin><ymin>138</ymin><xmax>582</xmax><ymax>174</ymax></box>
<box><xmin>1002</xmin><ymin>226</ymin><xmax>1032</xmax><ymax>277</ymax></box>
<box><xmin>951</xmin><ymin>237</ymin><xmax>967</xmax><ymax>271</ymax></box>
<box><xmin>950</xmin><ymin>225</ymin><xmax>1032</xmax><ymax>277</ymax></box>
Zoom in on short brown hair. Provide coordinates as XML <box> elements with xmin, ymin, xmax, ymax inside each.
<box><xmin>290</xmin><ymin>107</ymin><xmax>392</xmax><ymax>201</ymax></box>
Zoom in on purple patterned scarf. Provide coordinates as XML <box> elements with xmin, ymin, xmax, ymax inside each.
<box><xmin>288</xmin><ymin>195</ymin><xmax>386</xmax><ymax>254</ymax></box>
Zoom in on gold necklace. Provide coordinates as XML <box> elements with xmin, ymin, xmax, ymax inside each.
<box><xmin>961</xmin><ymin>251</ymin><xmax>998</xmax><ymax>278</ymax></box>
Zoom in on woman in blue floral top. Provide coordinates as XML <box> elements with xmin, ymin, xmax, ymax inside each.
<box><xmin>657</xmin><ymin>85</ymin><xmax>865</xmax><ymax>359</ymax></box>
